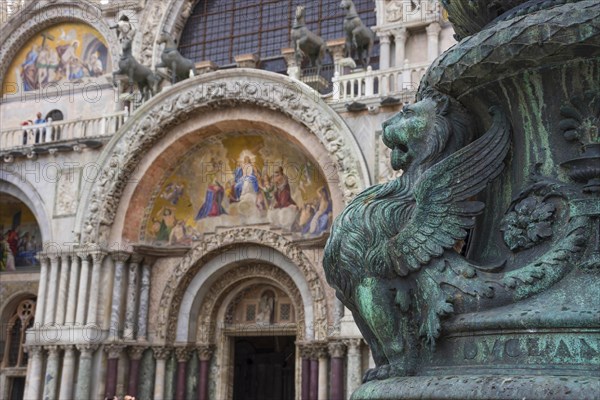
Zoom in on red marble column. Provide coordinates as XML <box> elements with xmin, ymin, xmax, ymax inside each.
<box><xmin>197</xmin><ymin>345</ymin><xmax>213</xmax><ymax>400</ymax></box>
<box><xmin>301</xmin><ymin>358</ymin><xmax>311</xmax><ymax>400</ymax></box>
<box><xmin>127</xmin><ymin>346</ymin><xmax>146</xmax><ymax>397</ymax></box>
<box><xmin>328</xmin><ymin>341</ymin><xmax>346</xmax><ymax>400</ymax></box>
<box><xmin>104</xmin><ymin>344</ymin><xmax>126</xmax><ymax>399</ymax></box>
<box><xmin>309</xmin><ymin>358</ymin><xmax>319</xmax><ymax>400</ymax></box>
<box><xmin>175</xmin><ymin>347</ymin><xmax>192</xmax><ymax>400</ymax></box>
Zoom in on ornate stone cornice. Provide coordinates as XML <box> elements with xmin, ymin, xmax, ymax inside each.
<box><xmin>76</xmin><ymin>69</ymin><xmax>369</xmax><ymax>245</ymax></box>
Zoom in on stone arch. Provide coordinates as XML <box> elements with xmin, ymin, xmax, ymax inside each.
<box><xmin>0</xmin><ymin>289</ymin><xmax>38</xmax><ymax>325</ymax></box>
<box><xmin>155</xmin><ymin>228</ymin><xmax>329</xmax><ymax>343</ymax></box>
<box><xmin>194</xmin><ymin>265</ymin><xmax>305</xmax><ymax>344</ymax></box>
<box><xmin>75</xmin><ymin>69</ymin><xmax>370</xmax><ymax>244</ymax></box>
<box><xmin>0</xmin><ymin>169</ymin><xmax>52</xmax><ymax>243</ymax></box>
<box><xmin>0</xmin><ymin>0</ymin><xmax>120</xmax><ymax>88</ymax></box>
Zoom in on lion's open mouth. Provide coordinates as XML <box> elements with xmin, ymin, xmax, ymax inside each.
<box><xmin>391</xmin><ymin>146</ymin><xmax>410</xmax><ymax>171</ymax></box>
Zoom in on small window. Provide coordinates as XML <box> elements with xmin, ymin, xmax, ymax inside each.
<box><xmin>2</xmin><ymin>299</ymin><xmax>35</xmax><ymax>368</ymax></box>
<box><xmin>246</xmin><ymin>304</ymin><xmax>256</xmax><ymax>321</ymax></box>
<box><xmin>279</xmin><ymin>303</ymin><xmax>291</xmax><ymax>321</ymax></box>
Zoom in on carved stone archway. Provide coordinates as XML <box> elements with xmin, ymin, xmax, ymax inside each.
<box><xmin>195</xmin><ymin>264</ymin><xmax>305</xmax><ymax>343</ymax></box>
<box><xmin>75</xmin><ymin>69</ymin><xmax>370</xmax><ymax>244</ymax></box>
<box><xmin>0</xmin><ymin>0</ymin><xmax>119</xmax><ymax>88</ymax></box>
<box><xmin>156</xmin><ymin>228</ymin><xmax>329</xmax><ymax>343</ymax></box>
<box><xmin>0</xmin><ymin>169</ymin><xmax>53</xmax><ymax>243</ymax></box>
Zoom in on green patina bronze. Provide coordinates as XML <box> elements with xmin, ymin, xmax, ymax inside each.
<box><xmin>324</xmin><ymin>0</ymin><xmax>600</xmax><ymax>398</ymax></box>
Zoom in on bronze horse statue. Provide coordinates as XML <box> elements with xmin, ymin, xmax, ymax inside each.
<box><xmin>290</xmin><ymin>5</ymin><xmax>328</xmax><ymax>76</ymax></box>
<box><xmin>112</xmin><ymin>39</ymin><xmax>160</xmax><ymax>101</ymax></box>
<box><xmin>340</xmin><ymin>0</ymin><xmax>375</xmax><ymax>68</ymax></box>
<box><xmin>156</xmin><ymin>33</ymin><xmax>197</xmax><ymax>84</ymax></box>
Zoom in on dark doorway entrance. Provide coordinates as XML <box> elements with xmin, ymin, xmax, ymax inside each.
<box><xmin>9</xmin><ymin>377</ymin><xmax>26</xmax><ymax>400</ymax></box>
<box><xmin>232</xmin><ymin>335</ymin><xmax>295</xmax><ymax>400</ymax></box>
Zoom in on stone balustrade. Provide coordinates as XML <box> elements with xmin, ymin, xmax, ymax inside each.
<box><xmin>0</xmin><ymin>110</ymin><xmax>128</xmax><ymax>153</ymax></box>
<box><xmin>331</xmin><ymin>63</ymin><xmax>429</xmax><ymax>103</ymax></box>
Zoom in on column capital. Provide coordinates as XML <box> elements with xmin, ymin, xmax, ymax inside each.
<box><xmin>130</xmin><ymin>253</ymin><xmax>144</xmax><ymax>265</ymax></box>
<box><xmin>35</xmin><ymin>253</ymin><xmax>50</xmax><ymax>264</ymax></box>
<box><xmin>426</xmin><ymin>21</ymin><xmax>442</xmax><ymax>36</ymax></box>
<box><xmin>328</xmin><ymin>341</ymin><xmax>347</xmax><ymax>358</ymax></box>
<box><xmin>112</xmin><ymin>251</ymin><xmax>131</xmax><ymax>263</ymax></box>
<box><xmin>48</xmin><ymin>253</ymin><xmax>61</xmax><ymax>264</ymax></box>
<box><xmin>24</xmin><ymin>344</ymin><xmax>44</xmax><ymax>357</ymax></box>
<box><xmin>63</xmin><ymin>344</ymin><xmax>76</xmax><ymax>355</ymax></box>
<box><xmin>153</xmin><ymin>346</ymin><xmax>173</xmax><ymax>360</ymax></box>
<box><xmin>393</xmin><ymin>27</ymin><xmax>409</xmax><ymax>41</ymax></box>
<box><xmin>104</xmin><ymin>343</ymin><xmax>127</xmax><ymax>359</ymax></box>
<box><xmin>197</xmin><ymin>344</ymin><xmax>214</xmax><ymax>361</ymax></box>
<box><xmin>376</xmin><ymin>31</ymin><xmax>392</xmax><ymax>44</ymax></box>
<box><xmin>343</xmin><ymin>338</ymin><xmax>363</xmax><ymax>354</ymax></box>
<box><xmin>90</xmin><ymin>250</ymin><xmax>107</xmax><ymax>264</ymax></box>
<box><xmin>76</xmin><ymin>343</ymin><xmax>99</xmax><ymax>356</ymax></box>
<box><xmin>313</xmin><ymin>341</ymin><xmax>329</xmax><ymax>359</ymax></box>
<box><xmin>128</xmin><ymin>345</ymin><xmax>148</xmax><ymax>360</ymax></box>
<box><xmin>45</xmin><ymin>345</ymin><xmax>61</xmax><ymax>356</ymax></box>
<box><xmin>175</xmin><ymin>345</ymin><xmax>193</xmax><ymax>362</ymax></box>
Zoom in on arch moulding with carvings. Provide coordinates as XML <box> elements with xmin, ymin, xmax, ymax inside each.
<box><xmin>74</xmin><ymin>69</ymin><xmax>370</xmax><ymax>245</ymax></box>
<box><xmin>156</xmin><ymin>228</ymin><xmax>329</xmax><ymax>343</ymax></box>
<box><xmin>195</xmin><ymin>264</ymin><xmax>306</xmax><ymax>344</ymax></box>
<box><xmin>0</xmin><ymin>0</ymin><xmax>120</xmax><ymax>88</ymax></box>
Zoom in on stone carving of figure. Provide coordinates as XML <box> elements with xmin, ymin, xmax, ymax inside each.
<box><xmin>255</xmin><ymin>292</ymin><xmax>274</xmax><ymax>324</ymax></box>
<box><xmin>111</xmin><ymin>14</ymin><xmax>136</xmax><ymax>44</ymax></box>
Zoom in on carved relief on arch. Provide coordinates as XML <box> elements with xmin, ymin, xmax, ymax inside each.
<box><xmin>0</xmin><ymin>0</ymin><xmax>119</xmax><ymax>88</ymax></box>
<box><xmin>195</xmin><ymin>265</ymin><xmax>305</xmax><ymax>344</ymax></box>
<box><xmin>78</xmin><ymin>70</ymin><xmax>369</xmax><ymax>244</ymax></box>
<box><xmin>156</xmin><ymin>228</ymin><xmax>329</xmax><ymax>342</ymax></box>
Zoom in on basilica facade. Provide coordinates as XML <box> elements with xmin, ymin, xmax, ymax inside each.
<box><xmin>0</xmin><ymin>1</ymin><xmax>454</xmax><ymax>399</ymax></box>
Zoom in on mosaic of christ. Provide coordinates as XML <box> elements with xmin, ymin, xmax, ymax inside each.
<box><xmin>142</xmin><ymin>132</ymin><xmax>333</xmax><ymax>246</ymax></box>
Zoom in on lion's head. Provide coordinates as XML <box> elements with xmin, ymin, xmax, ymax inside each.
<box><xmin>382</xmin><ymin>92</ymin><xmax>475</xmax><ymax>172</ymax></box>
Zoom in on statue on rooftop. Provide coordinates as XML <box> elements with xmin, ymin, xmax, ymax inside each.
<box><xmin>155</xmin><ymin>32</ymin><xmax>197</xmax><ymax>84</ymax></box>
<box><xmin>340</xmin><ymin>0</ymin><xmax>375</xmax><ymax>68</ymax></box>
<box><xmin>290</xmin><ymin>5</ymin><xmax>329</xmax><ymax>77</ymax></box>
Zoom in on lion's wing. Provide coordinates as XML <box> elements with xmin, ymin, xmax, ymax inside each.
<box><xmin>389</xmin><ymin>107</ymin><xmax>511</xmax><ymax>276</ymax></box>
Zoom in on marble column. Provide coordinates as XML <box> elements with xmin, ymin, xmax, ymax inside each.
<box><xmin>197</xmin><ymin>345</ymin><xmax>213</xmax><ymax>400</ymax></box>
<box><xmin>58</xmin><ymin>345</ymin><xmax>76</xmax><ymax>400</ymax></box>
<box><xmin>137</xmin><ymin>260</ymin><xmax>152</xmax><ymax>340</ymax></box>
<box><xmin>175</xmin><ymin>346</ymin><xmax>192</xmax><ymax>400</ymax></box>
<box><xmin>153</xmin><ymin>346</ymin><xmax>172</xmax><ymax>400</ymax></box>
<box><xmin>426</xmin><ymin>22</ymin><xmax>442</xmax><ymax>62</ymax></box>
<box><xmin>75</xmin><ymin>344</ymin><xmax>98</xmax><ymax>399</ymax></box>
<box><xmin>65</xmin><ymin>255</ymin><xmax>80</xmax><ymax>324</ymax></box>
<box><xmin>317</xmin><ymin>345</ymin><xmax>329</xmax><ymax>400</ymax></box>
<box><xmin>42</xmin><ymin>345</ymin><xmax>61</xmax><ymax>400</ymax></box>
<box><xmin>328</xmin><ymin>341</ymin><xmax>346</xmax><ymax>400</ymax></box>
<box><xmin>310</xmin><ymin>355</ymin><xmax>319</xmax><ymax>400</ymax></box>
<box><xmin>87</xmin><ymin>251</ymin><xmax>105</xmax><ymax>325</ymax></box>
<box><xmin>299</xmin><ymin>344</ymin><xmax>311</xmax><ymax>400</ymax></box>
<box><xmin>110</xmin><ymin>251</ymin><xmax>130</xmax><ymax>338</ymax></box>
<box><xmin>127</xmin><ymin>346</ymin><xmax>147</xmax><ymax>397</ymax></box>
<box><xmin>394</xmin><ymin>28</ymin><xmax>408</xmax><ymax>68</ymax></box>
<box><xmin>34</xmin><ymin>256</ymin><xmax>49</xmax><ymax>325</ymax></box>
<box><xmin>104</xmin><ymin>344</ymin><xmax>127</xmax><ymax>399</ymax></box>
<box><xmin>124</xmin><ymin>254</ymin><xmax>142</xmax><ymax>340</ymax></box>
<box><xmin>55</xmin><ymin>254</ymin><xmax>70</xmax><ymax>325</ymax></box>
<box><xmin>75</xmin><ymin>253</ymin><xmax>91</xmax><ymax>324</ymax></box>
<box><xmin>345</xmin><ymin>339</ymin><xmax>362</xmax><ymax>399</ymax></box>
<box><xmin>45</xmin><ymin>255</ymin><xmax>60</xmax><ymax>324</ymax></box>
<box><xmin>23</xmin><ymin>345</ymin><xmax>44</xmax><ymax>400</ymax></box>
<box><xmin>377</xmin><ymin>32</ymin><xmax>392</xmax><ymax>70</ymax></box>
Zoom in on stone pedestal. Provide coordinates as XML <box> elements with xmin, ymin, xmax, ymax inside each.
<box><xmin>234</xmin><ymin>53</ymin><xmax>260</xmax><ymax>69</ymax></box>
